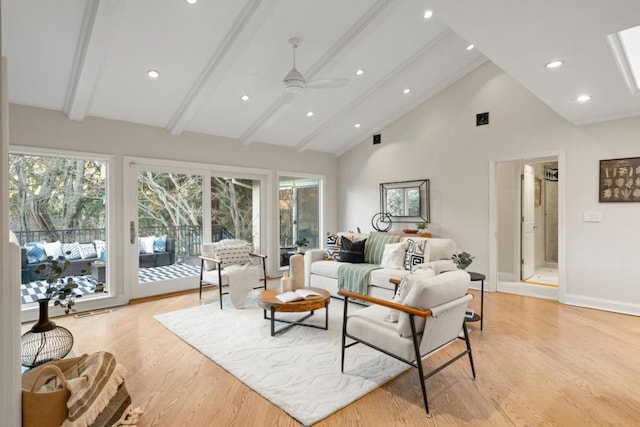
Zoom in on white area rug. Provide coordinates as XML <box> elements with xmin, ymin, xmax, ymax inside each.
<box><xmin>155</xmin><ymin>291</ymin><xmax>408</xmax><ymax>426</ymax></box>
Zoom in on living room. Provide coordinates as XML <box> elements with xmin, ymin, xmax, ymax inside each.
<box><xmin>2</xmin><ymin>1</ymin><xmax>640</xmax><ymax>426</ymax></box>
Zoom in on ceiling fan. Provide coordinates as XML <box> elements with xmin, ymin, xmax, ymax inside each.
<box><xmin>281</xmin><ymin>37</ymin><xmax>348</xmax><ymax>95</ymax></box>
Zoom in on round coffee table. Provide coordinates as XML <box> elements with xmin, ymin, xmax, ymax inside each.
<box><xmin>258</xmin><ymin>287</ymin><xmax>330</xmax><ymax>336</ymax></box>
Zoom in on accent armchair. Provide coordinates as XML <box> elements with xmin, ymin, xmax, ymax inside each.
<box><xmin>199</xmin><ymin>240</ymin><xmax>267</xmax><ymax>309</ymax></box>
<box><xmin>339</xmin><ymin>269</ymin><xmax>475</xmax><ymax>415</ymax></box>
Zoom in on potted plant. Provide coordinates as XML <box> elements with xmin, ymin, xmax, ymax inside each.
<box><xmin>416</xmin><ymin>222</ymin><xmax>430</xmax><ymax>237</ymax></box>
<box><xmin>295</xmin><ymin>237</ymin><xmax>309</xmax><ymax>252</ymax></box>
<box><xmin>452</xmin><ymin>251</ymin><xmax>475</xmax><ymax>270</ymax></box>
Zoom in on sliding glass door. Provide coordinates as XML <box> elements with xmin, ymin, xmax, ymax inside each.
<box><xmin>278</xmin><ymin>175</ymin><xmax>321</xmax><ymax>268</ymax></box>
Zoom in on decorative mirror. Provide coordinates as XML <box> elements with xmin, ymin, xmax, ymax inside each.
<box><xmin>380</xmin><ymin>179</ymin><xmax>430</xmax><ymax>223</ymax></box>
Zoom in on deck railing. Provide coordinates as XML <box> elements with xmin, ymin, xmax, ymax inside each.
<box><xmin>13</xmin><ymin>225</ymin><xmax>235</xmax><ymax>260</ymax></box>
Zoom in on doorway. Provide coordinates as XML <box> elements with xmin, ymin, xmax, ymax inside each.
<box><xmin>493</xmin><ymin>154</ymin><xmax>563</xmax><ymax>301</ymax></box>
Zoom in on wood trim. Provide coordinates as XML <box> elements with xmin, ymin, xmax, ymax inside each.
<box><xmin>338</xmin><ymin>289</ymin><xmax>432</xmax><ymax>318</ymax></box>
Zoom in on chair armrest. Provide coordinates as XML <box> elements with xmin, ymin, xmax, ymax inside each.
<box><xmin>389</xmin><ymin>278</ymin><xmax>401</xmax><ymax>286</ymax></box>
<box><xmin>199</xmin><ymin>255</ymin><xmax>222</xmax><ymax>265</ymax></box>
<box><xmin>249</xmin><ymin>252</ymin><xmax>267</xmax><ymax>259</ymax></box>
<box><xmin>338</xmin><ymin>289</ymin><xmax>433</xmax><ymax>318</ymax></box>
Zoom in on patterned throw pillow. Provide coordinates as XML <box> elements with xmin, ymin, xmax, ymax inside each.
<box><xmin>44</xmin><ymin>240</ymin><xmax>65</xmax><ymax>259</ymax></box>
<box><xmin>404</xmin><ymin>238</ymin><xmax>430</xmax><ymax>270</ymax></box>
<box><xmin>62</xmin><ymin>242</ymin><xmax>82</xmax><ymax>260</ymax></box>
<box><xmin>25</xmin><ymin>241</ymin><xmax>47</xmax><ymax>264</ymax></box>
<box><xmin>78</xmin><ymin>243</ymin><xmax>98</xmax><ymax>259</ymax></box>
<box><xmin>153</xmin><ymin>235</ymin><xmax>167</xmax><ymax>253</ymax></box>
<box><xmin>325</xmin><ymin>232</ymin><xmax>342</xmax><ymax>260</ymax></box>
<box><xmin>93</xmin><ymin>240</ymin><xmax>106</xmax><ymax>258</ymax></box>
<box><xmin>215</xmin><ymin>244</ymin><xmax>251</xmax><ymax>268</ymax></box>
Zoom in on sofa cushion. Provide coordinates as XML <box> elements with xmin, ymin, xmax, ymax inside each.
<box><xmin>364</xmin><ymin>233</ymin><xmax>402</xmax><ymax>264</ymax></box>
<box><xmin>369</xmin><ymin>268</ymin><xmax>411</xmax><ymax>290</ymax></box>
<box><xmin>153</xmin><ymin>235</ymin><xmax>167</xmax><ymax>253</ymax></box>
<box><xmin>63</xmin><ymin>242</ymin><xmax>81</xmax><ymax>260</ymax></box>
<box><xmin>414</xmin><ymin>259</ymin><xmax>458</xmax><ymax>274</ymax></box>
<box><xmin>44</xmin><ymin>240</ymin><xmax>64</xmax><ymax>259</ymax></box>
<box><xmin>338</xmin><ymin>237</ymin><xmax>366</xmax><ymax>263</ymax></box>
<box><xmin>25</xmin><ymin>241</ymin><xmax>47</xmax><ymax>264</ymax></box>
<box><xmin>398</xmin><ymin>270</ymin><xmax>470</xmax><ymax>337</ymax></box>
<box><xmin>310</xmin><ymin>259</ymin><xmax>342</xmax><ymax>279</ymax></box>
<box><xmin>404</xmin><ymin>238</ymin><xmax>430</xmax><ymax>270</ymax></box>
<box><xmin>379</xmin><ymin>242</ymin><xmax>407</xmax><ymax>269</ymax></box>
<box><xmin>325</xmin><ymin>232</ymin><xmax>342</xmax><ymax>261</ymax></box>
<box><xmin>401</xmin><ymin>237</ymin><xmax>457</xmax><ymax>262</ymax></box>
<box><xmin>78</xmin><ymin>243</ymin><xmax>97</xmax><ymax>259</ymax></box>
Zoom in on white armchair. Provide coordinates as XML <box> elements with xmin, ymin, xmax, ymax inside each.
<box><xmin>199</xmin><ymin>240</ymin><xmax>267</xmax><ymax>309</ymax></box>
<box><xmin>339</xmin><ymin>269</ymin><xmax>475</xmax><ymax>415</ymax></box>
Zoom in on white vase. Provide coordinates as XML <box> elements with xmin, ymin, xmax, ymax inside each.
<box><xmin>280</xmin><ymin>272</ymin><xmax>291</xmax><ymax>292</ymax></box>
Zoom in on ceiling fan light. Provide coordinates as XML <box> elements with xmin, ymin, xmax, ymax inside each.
<box><xmin>285</xmin><ymin>83</ymin><xmax>305</xmax><ymax>94</ymax></box>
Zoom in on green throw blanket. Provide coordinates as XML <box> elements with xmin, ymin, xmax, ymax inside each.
<box><xmin>337</xmin><ymin>263</ymin><xmax>381</xmax><ymax>294</ymax></box>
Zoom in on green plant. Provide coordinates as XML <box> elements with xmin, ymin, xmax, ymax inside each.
<box><xmin>451</xmin><ymin>251</ymin><xmax>475</xmax><ymax>270</ymax></box>
<box><xmin>295</xmin><ymin>237</ymin><xmax>309</xmax><ymax>247</ymax></box>
<box><xmin>35</xmin><ymin>256</ymin><xmax>101</xmax><ymax>314</ymax></box>
<box><xmin>416</xmin><ymin>222</ymin><xmax>428</xmax><ymax>230</ymax></box>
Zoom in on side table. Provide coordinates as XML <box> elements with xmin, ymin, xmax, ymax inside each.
<box><xmin>467</xmin><ymin>271</ymin><xmax>485</xmax><ymax>330</ymax></box>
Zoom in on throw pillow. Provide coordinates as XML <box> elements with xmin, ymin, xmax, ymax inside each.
<box><xmin>153</xmin><ymin>235</ymin><xmax>167</xmax><ymax>253</ymax></box>
<box><xmin>338</xmin><ymin>237</ymin><xmax>366</xmax><ymax>263</ymax></box>
<box><xmin>62</xmin><ymin>242</ymin><xmax>81</xmax><ymax>260</ymax></box>
<box><xmin>325</xmin><ymin>232</ymin><xmax>342</xmax><ymax>260</ymax></box>
<box><xmin>138</xmin><ymin>236</ymin><xmax>155</xmax><ymax>254</ymax></box>
<box><xmin>25</xmin><ymin>241</ymin><xmax>47</xmax><ymax>264</ymax></box>
<box><xmin>397</xmin><ymin>270</ymin><xmax>470</xmax><ymax>337</ymax></box>
<box><xmin>413</xmin><ymin>259</ymin><xmax>458</xmax><ymax>274</ymax></box>
<box><xmin>380</xmin><ymin>243</ymin><xmax>407</xmax><ymax>269</ymax></box>
<box><xmin>404</xmin><ymin>238</ymin><xmax>429</xmax><ymax>270</ymax></box>
<box><xmin>78</xmin><ymin>243</ymin><xmax>98</xmax><ymax>259</ymax></box>
<box><xmin>364</xmin><ymin>233</ymin><xmax>402</xmax><ymax>264</ymax></box>
<box><xmin>44</xmin><ymin>240</ymin><xmax>65</xmax><ymax>260</ymax></box>
<box><xmin>384</xmin><ymin>268</ymin><xmax>435</xmax><ymax>323</ymax></box>
<box><xmin>93</xmin><ymin>240</ymin><xmax>106</xmax><ymax>258</ymax></box>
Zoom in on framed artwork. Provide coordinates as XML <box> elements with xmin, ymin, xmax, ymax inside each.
<box><xmin>599</xmin><ymin>157</ymin><xmax>640</xmax><ymax>202</ymax></box>
<box><xmin>534</xmin><ymin>179</ymin><xmax>541</xmax><ymax>206</ymax></box>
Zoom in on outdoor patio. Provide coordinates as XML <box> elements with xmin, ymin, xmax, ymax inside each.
<box><xmin>20</xmin><ymin>262</ymin><xmax>201</xmax><ymax>305</ymax></box>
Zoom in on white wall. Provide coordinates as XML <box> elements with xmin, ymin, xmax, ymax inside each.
<box><xmin>496</xmin><ymin>161</ymin><xmax>517</xmax><ymax>280</ymax></box>
<box><xmin>338</xmin><ymin>61</ymin><xmax>640</xmax><ymax>315</ymax></box>
<box><xmin>8</xmin><ymin>104</ymin><xmax>339</xmax><ymax>286</ymax></box>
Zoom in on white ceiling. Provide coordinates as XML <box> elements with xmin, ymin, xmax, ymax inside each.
<box><xmin>3</xmin><ymin>1</ymin><xmax>640</xmax><ymax>155</ymax></box>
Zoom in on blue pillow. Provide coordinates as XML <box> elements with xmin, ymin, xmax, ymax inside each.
<box><xmin>25</xmin><ymin>241</ymin><xmax>47</xmax><ymax>264</ymax></box>
<box><xmin>154</xmin><ymin>235</ymin><xmax>167</xmax><ymax>253</ymax></box>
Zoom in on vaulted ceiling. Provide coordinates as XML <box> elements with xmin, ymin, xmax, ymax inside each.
<box><xmin>3</xmin><ymin>0</ymin><xmax>640</xmax><ymax>155</ymax></box>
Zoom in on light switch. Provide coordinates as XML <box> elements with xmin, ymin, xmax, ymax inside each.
<box><xmin>583</xmin><ymin>211</ymin><xmax>602</xmax><ymax>222</ymax></box>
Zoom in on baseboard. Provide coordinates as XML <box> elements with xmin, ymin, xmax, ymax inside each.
<box><xmin>498</xmin><ymin>272</ymin><xmax>515</xmax><ymax>282</ymax></box>
<box><xmin>563</xmin><ymin>294</ymin><xmax>640</xmax><ymax>317</ymax></box>
<box><xmin>497</xmin><ymin>281</ymin><xmax>558</xmax><ymax>300</ymax></box>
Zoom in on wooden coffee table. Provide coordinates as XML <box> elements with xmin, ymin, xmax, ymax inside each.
<box><xmin>258</xmin><ymin>287</ymin><xmax>330</xmax><ymax>336</ymax></box>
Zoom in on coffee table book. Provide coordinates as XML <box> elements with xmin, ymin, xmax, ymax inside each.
<box><xmin>276</xmin><ymin>289</ymin><xmax>323</xmax><ymax>303</ymax></box>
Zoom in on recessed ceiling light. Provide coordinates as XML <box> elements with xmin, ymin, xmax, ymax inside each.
<box><xmin>403</xmin><ymin>88</ymin><xmax>411</xmax><ymax>94</ymax></box>
<box><xmin>354</xmin><ymin>123</ymin><xmax>361</xmax><ymax>128</ymax></box>
<box><xmin>241</xmin><ymin>94</ymin><xmax>250</xmax><ymax>101</ymax></box>
<box><xmin>355</xmin><ymin>68</ymin><xmax>364</xmax><ymax>76</ymax></box>
<box><xmin>466</xmin><ymin>44</ymin><xmax>475</xmax><ymax>51</ymax></box>
<box><xmin>423</xmin><ymin>10</ymin><xmax>433</xmax><ymax>19</ymax></box>
<box><xmin>545</xmin><ymin>60</ymin><xmax>564</xmax><ymax>69</ymax></box>
<box><xmin>147</xmin><ymin>70</ymin><xmax>159</xmax><ymax>79</ymax></box>
<box><xmin>186</xmin><ymin>0</ymin><xmax>198</xmax><ymax>4</ymax></box>
<box><xmin>306</xmin><ymin>111</ymin><xmax>314</xmax><ymax>117</ymax></box>
<box><xmin>577</xmin><ymin>94</ymin><xmax>592</xmax><ymax>102</ymax></box>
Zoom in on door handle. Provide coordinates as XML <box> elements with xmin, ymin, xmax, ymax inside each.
<box><xmin>130</xmin><ymin>221</ymin><xmax>136</xmax><ymax>244</ymax></box>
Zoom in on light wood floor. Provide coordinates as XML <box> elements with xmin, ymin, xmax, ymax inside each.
<box><xmin>29</xmin><ymin>281</ymin><xmax>640</xmax><ymax>426</ymax></box>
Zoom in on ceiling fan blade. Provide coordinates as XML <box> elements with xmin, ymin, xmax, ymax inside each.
<box><xmin>306</xmin><ymin>78</ymin><xmax>349</xmax><ymax>89</ymax></box>
<box><xmin>249</xmin><ymin>71</ymin><xmax>280</xmax><ymax>86</ymax></box>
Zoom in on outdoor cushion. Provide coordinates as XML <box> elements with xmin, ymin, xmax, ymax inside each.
<box><xmin>25</xmin><ymin>241</ymin><xmax>47</xmax><ymax>264</ymax></box>
<box><xmin>44</xmin><ymin>240</ymin><xmax>65</xmax><ymax>259</ymax></box>
<box><xmin>63</xmin><ymin>242</ymin><xmax>82</xmax><ymax>260</ymax></box>
<box><xmin>153</xmin><ymin>235</ymin><xmax>167</xmax><ymax>252</ymax></box>
<box><xmin>78</xmin><ymin>243</ymin><xmax>98</xmax><ymax>259</ymax></box>
<box><xmin>139</xmin><ymin>236</ymin><xmax>155</xmax><ymax>254</ymax></box>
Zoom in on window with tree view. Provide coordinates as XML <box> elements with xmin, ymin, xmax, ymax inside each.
<box><xmin>9</xmin><ymin>153</ymin><xmax>107</xmax><ymax>306</ymax></box>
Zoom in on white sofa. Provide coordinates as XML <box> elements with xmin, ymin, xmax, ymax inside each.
<box><xmin>304</xmin><ymin>232</ymin><xmax>458</xmax><ymax>299</ymax></box>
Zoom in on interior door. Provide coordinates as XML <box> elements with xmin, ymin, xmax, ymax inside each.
<box><xmin>521</xmin><ymin>164</ymin><xmax>535</xmax><ymax>280</ymax></box>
